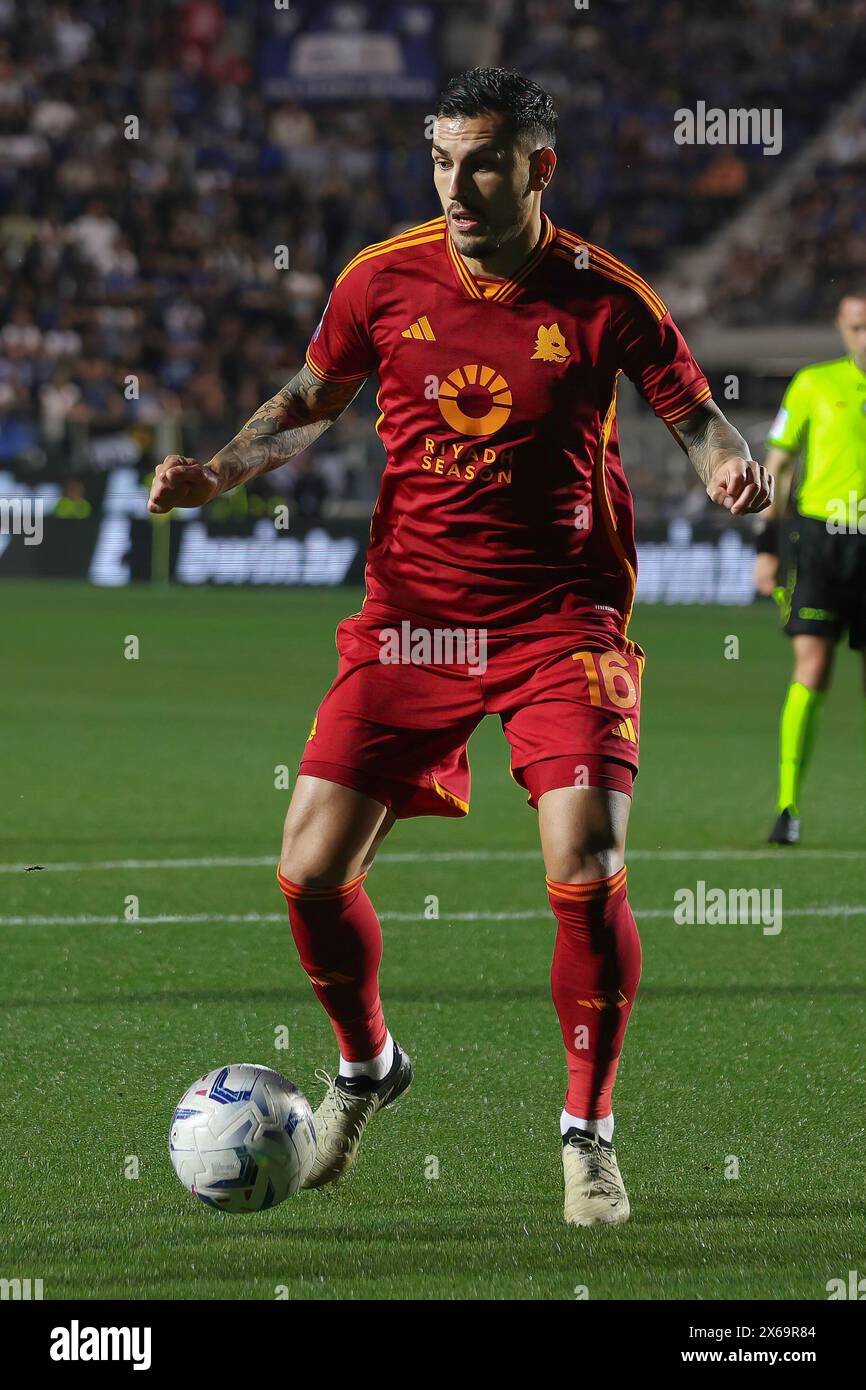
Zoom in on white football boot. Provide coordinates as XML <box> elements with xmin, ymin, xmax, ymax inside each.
<box><xmin>562</xmin><ymin>1129</ymin><xmax>631</xmax><ymax>1226</ymax></box>
<box><xmin>302</xmin><ymin>1042</ymin><xmax>413</xmax><ymax>1189</ymax></box>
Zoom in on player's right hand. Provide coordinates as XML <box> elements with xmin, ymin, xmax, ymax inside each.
<box><xmin>147</xmin><ymin>456</ymin><xmax>222</xmax><ymax>513</ymax></box>
<box><xmin>754</xmin><ymin>551</ymin><xmax>778</xmax><ymax>596</ymax></box>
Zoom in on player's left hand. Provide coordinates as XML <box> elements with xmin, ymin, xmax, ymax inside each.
<box><xmin>707</xmin><ymin>457</ymin><xmax>774</xmax><ymax>516</ymax></box>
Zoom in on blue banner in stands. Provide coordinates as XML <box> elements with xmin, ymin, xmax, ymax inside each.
<box><xmin>260</xmin><ymin>0</ymin><xmax>437</xmax><ymax>102</ymax></box>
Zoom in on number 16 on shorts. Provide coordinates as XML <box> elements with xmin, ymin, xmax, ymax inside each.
<box><xmin>572</xmin><ymin>647</ymin><xmax>643</xmax><ymax>744</ymax></box>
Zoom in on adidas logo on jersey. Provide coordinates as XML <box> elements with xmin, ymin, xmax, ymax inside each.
<box><xmin>611</xmin><ymin>717</ymin><xmax>637</xmax><ymax>743</ymax></box>
<box><xmin>402</xmin><ymin>315</ymin><xmax>436</xmax><ymax>341</ymax></box>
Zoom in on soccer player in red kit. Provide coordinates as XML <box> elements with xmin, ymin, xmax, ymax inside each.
<box><xmin>149</xmin><ymin>69</ymin><xmax>772</xmax><ymax>1225</ymax></box>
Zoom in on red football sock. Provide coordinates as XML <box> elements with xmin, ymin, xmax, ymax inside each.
<box><xmin>277</xmin><ymin>868</ymin><xmax>387</xmax><ymax>1062</ymax></box>
<box><xmin>548</xmin><ymin>867</ymin><xmax>642</xmax><ymax>1119</ymax></box>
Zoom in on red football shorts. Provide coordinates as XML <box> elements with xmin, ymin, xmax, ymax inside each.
<box><xmin>299</xmin><ymin>602</ymin><xmax>644</xmax><ymax>818</ymax></box>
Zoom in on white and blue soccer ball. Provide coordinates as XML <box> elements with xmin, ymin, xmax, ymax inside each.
<box><xmin>169</xmin><ymin>1064</ymin><xmax>317</xmax><ymax>1212</ymax></box>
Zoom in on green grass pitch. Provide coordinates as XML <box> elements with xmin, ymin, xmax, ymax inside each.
<box><xmin>2</xmin><ymin>580</ymin><xmax>864</xmax><ymax>1300</ymax></box>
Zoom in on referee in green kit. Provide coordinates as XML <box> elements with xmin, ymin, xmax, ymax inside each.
<box><xmin>755</xmin><ymin>295</ymin><xmax>866</xmax><ymax>843</ymax></box>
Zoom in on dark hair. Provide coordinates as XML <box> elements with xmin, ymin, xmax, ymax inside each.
<box><xmin>437</xmin><ymin>67</ymin><xmax>557</xmax><ymax>151</ymax></box>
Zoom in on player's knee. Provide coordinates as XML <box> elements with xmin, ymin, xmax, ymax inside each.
<box><xmin>279</xmin><ymin>776</ymin><xmax>389</xmax><ymax>887</ymax></box>
<box><xmin>279</xmin><ymin>832</ymin><xmax>341</xmax><ymax>888</ymax></box>
<box><xmin>279</xmin><ymin>812</ymin><xmax>371</xmax><ymax>888</ymax></box>
<box><xmin>546</xmin><ymin>843</ymin><xmax>625</xmax><ymax>886</ymax></box>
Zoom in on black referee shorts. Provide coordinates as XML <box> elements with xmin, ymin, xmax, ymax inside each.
<box><xmin>779</xmin><ymin>514</ymin><xmax>866</xmax><ymax>650</ymax></box>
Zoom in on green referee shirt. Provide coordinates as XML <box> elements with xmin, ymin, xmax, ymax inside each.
<box><xmin>767</xmin><ymin>356</ymin><xmax>866</xmax><ymax>525</ymax></box>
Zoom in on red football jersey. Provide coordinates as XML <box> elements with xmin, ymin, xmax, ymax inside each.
<box><xmin>306</xmin><ymin>213</ymin><xmax>710</xmax><ymax>633</ymax></box>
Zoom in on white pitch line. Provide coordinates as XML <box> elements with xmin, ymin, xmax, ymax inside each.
<box><xmin>1</xmin><ymin>847</ymin><xmax>865</xmax><ymax>875</ymax></box>
<box><xmin>2</xmin><ymin>906</ymin><xmax>865</xmax><ymax>928</ymax></box>
<box><xmin>0</xmin><ymin>855</ymin><xmax>279</xmax><ymax>875</ymax></box>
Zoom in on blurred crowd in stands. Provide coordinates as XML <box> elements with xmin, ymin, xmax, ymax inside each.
<box><xmin>1</xmin><ymin>0</ymin><xmax>864</xmax><ymax>516</ymax></box>
<box><xmin>711</xmin><ymin>108</ymin><xmax>866</xmax><ymax>324</ymax></box>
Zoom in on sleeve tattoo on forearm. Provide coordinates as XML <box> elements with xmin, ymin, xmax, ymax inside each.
<box><xmin>672</xmin><ymin>402</ymin><xmax>751</xmax><ymax>488</ymax></box>
<box><xmin>211</xmin><ymin>366</ymin><xmax>364</xmax><ymax>491</ymax></box>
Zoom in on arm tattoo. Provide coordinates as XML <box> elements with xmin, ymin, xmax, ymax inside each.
<box><xmin>670</xmin><ymin>399</ymin><xmax>751</xmax><ymax>488</ymax></box>
<box><xmin>209</xmin><ymin>365</ymin><xmax>366</xmax><ymax>494</ymax></box>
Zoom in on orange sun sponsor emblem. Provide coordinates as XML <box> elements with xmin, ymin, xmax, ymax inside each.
<box><xmin>437</xmin><ymin>363</ymin><xmax>512</xmax><ymax>437</ymax></box>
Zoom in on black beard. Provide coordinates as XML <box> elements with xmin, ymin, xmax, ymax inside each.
<box><xmin>450</xmin><ymin>225</ymin><xmax>506</xmax><ymax>257</ymax></box>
